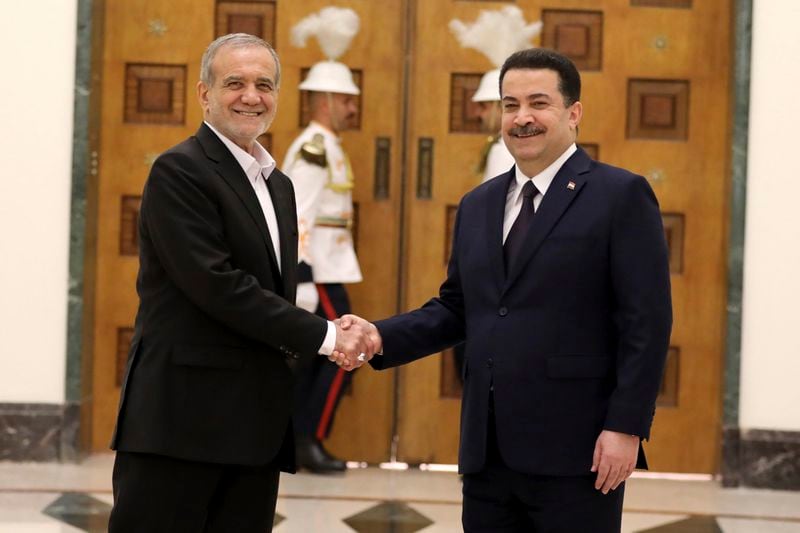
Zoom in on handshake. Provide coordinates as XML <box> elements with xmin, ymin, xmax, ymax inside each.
<box><xmin>329</xmin><ymin>314</ymin><xmax>382</xmax><ymax>371</ymax></box>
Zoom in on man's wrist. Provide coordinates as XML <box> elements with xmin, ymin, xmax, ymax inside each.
<box><xmin>318</xmin><ymin>320</ymin><xmax>336</xmax><ymax>355</ymax></box>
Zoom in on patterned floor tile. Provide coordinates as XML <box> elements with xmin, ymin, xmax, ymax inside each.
<box><xmin>40</xmin><ymin>491</ymin><xmax>284</xmax><ymax>532</ymax></box>
<box><xmin>343</xmin><ymin>500</ymin><xmax>435</xmax><ymax>533</ymax></box>
<box><xmin>637</xmin><ymin>515</ymin><xmax>722</xmax><ymax>532</ymax></box>
<box><xmin>41</xmin><ymin>493</ymin><xmax>111</xmax><ymax>532</ymax></box>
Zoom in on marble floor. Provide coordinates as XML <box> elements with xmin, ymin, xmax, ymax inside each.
<box><xmin>1</xmin><ymin>455</ymin><xmax>799</xmax><ymax>532</ymax></box>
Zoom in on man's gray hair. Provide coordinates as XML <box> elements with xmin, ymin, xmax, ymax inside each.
<box><xmin>200</xmin><ymin>33</ymin><xmax>281</xmax><ymax>87</ymax></box>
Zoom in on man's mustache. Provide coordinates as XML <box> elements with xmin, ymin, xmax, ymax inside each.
<box><xmin>508</xmin><ymin>125</ymin><xmax>546</xmax><ymax>136</ymax></box>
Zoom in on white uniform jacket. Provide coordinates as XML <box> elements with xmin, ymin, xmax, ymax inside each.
<box><xmin>481</xmin><ymin>136</ymin><xmax>516</xmax><ymax>183</ymax></box>
<box><xmin>282</xmin><ymin>121</ymin><xmax>362</xmax><ymax>284</ymax></box>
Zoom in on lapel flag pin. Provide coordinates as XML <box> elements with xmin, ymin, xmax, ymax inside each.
<box><xmin>567</xmin><ymin>181</ymin><xmax>576</xmax><ymax>190</ymax></box>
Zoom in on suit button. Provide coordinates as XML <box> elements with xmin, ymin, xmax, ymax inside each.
<box><xmin>486</xmin><ymin>358</ymin><xmax>494</xmax><ymax>368</ymax></box>
<box><xmin>498</xmin><ymin>307</ymin><xmax>508</xmax><ymax>317</ymax></box>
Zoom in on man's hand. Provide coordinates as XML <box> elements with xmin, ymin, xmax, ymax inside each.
<box><xmin>591</xmin><ymin>430</ymin><xmax>640</xmax><ymax>494</ymax></box>
<box><xmin>328</xmin><ymin>314</ymin><xmax>383</xmax><ymax>371</ymax></box>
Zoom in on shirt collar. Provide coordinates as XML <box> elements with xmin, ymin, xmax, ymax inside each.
<box><xmin>511</xmin><ymin>143</ymin><xmax>577</xmax><ymax>203</ymax></box>
<box><xmin>204</xmin><ymin>121</ymin><xmax>276</xmax><ymax>185</ymax></box>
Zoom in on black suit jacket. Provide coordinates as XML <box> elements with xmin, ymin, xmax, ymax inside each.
<box><xmin>111</xmin><ymin>124</ymin><xmax>328</xmax><ymax>471</ymax></box>
<box><xmin>372</xmin><ymin>148</ymin><xmax>672</xmax><ymax>476</ymax></box>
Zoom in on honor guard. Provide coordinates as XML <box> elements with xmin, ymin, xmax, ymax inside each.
<box><xmin>284</xmin><ymin>6</ymin><xmax>362</xmax><ymax>473</ymax></box>
<box><xmin>450</xmin><ymin>6</ymin><xmax>543</xmax><ymax>183</ymax></box>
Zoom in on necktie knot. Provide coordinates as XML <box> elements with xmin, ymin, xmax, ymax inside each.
<box><xmin>521</xmin><ymin>180</ymin><xmax>537</xmax><ymax>201</ymax></box>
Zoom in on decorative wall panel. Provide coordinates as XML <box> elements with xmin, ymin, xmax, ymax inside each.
<box><xmin>116</xmin><ymin>327</ymin><xmax>135</xmax><ymax>387</ymax></box>
<box><xmin>299</xmin><ymin>69</ymin><xmax>362</xmax><ymax>129</ymax></box>
<box><xmin>124</xmin><ymin>64</ymin><xmax>186</xmax><ymax>124</ymax></box>
<box><xmin>449</xmin><ymin>73</ymin><xmax>483</xmax><ymax>133</ymax></box>
<box><xmin>627</xmin><ymin>79</ymin><xmax>690</xmax><ymax>140</ymax></box>
<box><xmin>657</xmin><ymin>347</ymin><xmax>680</xmax><ymax>407</ymax></box>
<box><xmin>374</xmin><ymin>137</ymin><xmax>391</xmax><ymax>200</ymax></box>
<box><xmin>632</xmin><ymin>0</ymin><xmax>692</xmax><ymax>8</ymax></box>
<box><xmin>416</xmin><ymin>138</ymin><xmax>434</xmax><ymax>199</ymax></box>
<box><xmin>215</xmin><ymin>0</ymin><xmax>276</xmax><ymax>42</ymax></box>
<box><xmin>662</xmin><ymin>213</ymin><xmax>685</xmax><ymax>274</ymax></box>
<box><xmin>120</xmin><ymin>196</ymin><xmax>142</xmax><ymax>256</ymax></box>
<box><xmin>542</xmin><ymin>10</ymin><xmax>603</xmax><ymax>71</ymax></box>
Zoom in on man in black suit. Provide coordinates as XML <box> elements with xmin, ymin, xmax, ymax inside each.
<box><xmin>108</xmin><ymin>34</ymin><xmax>374</xmax><ymax>532</ymax></box>
<box><xmin>339</xmin><ymin>48</ymin><xmax>672</xmax><ymax>532</ymax></box>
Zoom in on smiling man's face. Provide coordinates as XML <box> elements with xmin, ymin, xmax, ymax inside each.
<box><xmin>197</xmin><ymin>44</ymin><xmax>278</xmax><ymax>152</ymax></box>
<box><xmin>501</xmin><ymin>68</ymin><xmax>581</xmax><ymax>176</ymax></box>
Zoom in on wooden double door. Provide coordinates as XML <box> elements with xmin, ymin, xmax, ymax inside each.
<box><xmin>88</xmin><ymin>0</ymin><xmax>731</xmax><ymax>473</ymax></box>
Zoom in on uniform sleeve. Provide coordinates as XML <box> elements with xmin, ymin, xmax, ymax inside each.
<box><xmin>482</xmin><ymin>141</ymin><xmax>516</xmax><ymax>183</ymax></box>
<box><xmin>285</xmin><ymin>157</ymin><xmax>328</xmax><ymax>266</ymax></box>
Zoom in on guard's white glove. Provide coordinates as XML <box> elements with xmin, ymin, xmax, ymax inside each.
<box><xmin>296</xmin><ymin>282</ymin><xmax>319</xmax><ymax>313</ymax></box>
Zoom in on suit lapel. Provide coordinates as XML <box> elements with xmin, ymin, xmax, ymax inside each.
<box><xmin>267</xmin><ymin>169</ymin><xmax>297</xmax><ymax>300</ymax></box>
<box><xmin>195</xmin><ymin>124</ymin><xmax>282</xmax><ymax>277</ymax></box>
<box><xmin>486</xmin><ymin>169</ymin><xmax>516</xmax><ymax>293</ymax></box>
<box><xmin>502</xmin><ymin>148</ymin><xmax>591</xmax><ymax>294</ymax></box>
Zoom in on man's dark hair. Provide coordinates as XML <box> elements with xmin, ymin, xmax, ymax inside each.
<box><xmin>499</xmin><ymin>48</ymin><xmax>581</xmax><ymax>106</ymax></box>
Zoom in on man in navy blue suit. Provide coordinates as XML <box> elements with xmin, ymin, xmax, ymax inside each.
<box><xmin>338</xmin><ymin>48</ymin><xmax>672</xmax><ymax>532</ymax></box>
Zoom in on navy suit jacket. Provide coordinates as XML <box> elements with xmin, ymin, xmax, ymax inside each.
<box><xmin>111</xmin><ymin>124</ymin><xmax>328</xmax><ymax>470</ymax></box>
<box><xmin>372</xmin><ymin>147</ymin><xmax>672</xmax><ymax>476</ymax></box>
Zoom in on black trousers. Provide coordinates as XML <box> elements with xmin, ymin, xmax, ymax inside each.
<box><xmin>462</xmin><ymin>398</ymin><xmax>624</xmax><ymax>533</ymax></box>
<box><xmin>108</xmin><ymin>451</ymin><xmax>280</xmax><ymax>533</ymax></box>
<box><xmin>292</xmin><ymin>283</ymin><xmax>354</xmax><ymax>440</ymax></box>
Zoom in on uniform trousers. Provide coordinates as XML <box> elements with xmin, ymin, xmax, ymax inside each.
<box><xmin>292</xmin><ymin>283</ymin><xmax>354</xmax><ymax>440</ymax></box>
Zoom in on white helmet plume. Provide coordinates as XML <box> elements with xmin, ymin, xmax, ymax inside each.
<box><xmin>449</xmin><ymin>6</ymin><xmax>543</xmax><ymax>68</ymax></box>
<box><xmin>291</xmin><ymin>6</ymin><xmax>360</xmax><ymax>61</ymax></box>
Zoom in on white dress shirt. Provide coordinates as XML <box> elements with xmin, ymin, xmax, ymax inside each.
<box><xmin>502</xmin><ymin>143</ymin><xmax>577</xmax><ymax>243</ymax></box>
<box><xmin>205</xmin><ymin>122</ymin><xmax>336</xmax><ymax>355</ymax></box>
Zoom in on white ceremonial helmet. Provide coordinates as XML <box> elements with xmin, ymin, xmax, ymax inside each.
<box><xmin>292</xmin><ymin>7</ymin><xmax>361</xmax><ymax>95</ymax></box>
<box><xmin>298</xmin><ymin>60</ymin><xmax>360</xmax><ymax>95</ymax></box>
<box><xmin>472</xmin><ymin>68</ymin><xmax>501</xmax><ymax>102</ymax></box>
<box><xmin>450</xmin><ymin>6</ymin><xmax>542</xmax><ymax>102</ymax></box>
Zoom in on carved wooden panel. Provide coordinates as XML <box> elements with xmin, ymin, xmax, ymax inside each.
<box><xmin>120</xmin><ymin>196</ymin><xmax>142</xmax><ymax>256</ymax></box>
<box><xmin>445</xmin><ymin>205</ymin><xmax>458</xmax><ymax>265</ymax></box>
<box><xmin>416</xmin><ymin>138</ymin><xmax>434</xmax><ymax>199</ymax></box>
<box><xmin>440</xmin><ymin>348</ymin><xmax>463</xmax><ymax>399</ymax></box>
<box><xmin>124</xmin><ymin>64</ymin><xmax>186</xmax><ymax>124</ymax></box>
<box><xmin>579</xmin><ymin>143</ymin><xmax>599</xmax><ymax>161</ymax></box>
<box><xmin>215</xmin><ymin>0</ymin><xmax>276</xmax><ymax>42</ymax></box>
<box><xmin>542</xmin><ymin>10</ymin><xmax>603</xmax><ymax>71</ymax></box>
<box><xmin>116</xmin><ymin>327</ymin><xmax>135</xmax><ymax>387</ymax></box>
<box><xmin>257</xmin><ymin>132</ymin><xmax>272</xmax><ymax>153</ymax></box>
<box><xmin>662</xmin><ymin>213</ymin><xmax>685</xmax><ymax>274</ymax></box>
<box><xmin>299</xmin><ymin>69</ymin><xmax>362</xmax><ymax>130</ymax></box>
<box><xmin>374</xmin><ymin>137</ymin><xmax>391</xmax><ymax>200</ymax></box>
<box><xmin>657</xmin><ymin>347</ymin><xmax>680</xmax><ymax>407</ymax></box>
<box><xmin>627</xmin><ymin>79</ymin><xmax>690</xmax><ymax>140</ymax></box>
<box><xmin>449</xmin><ymin>73</ymin><xmax>483</xmax><ymax>133</ymax></box>
<box><xmin>632</xmin><ymin>0</ymin><xmax>692</xmax><ymax>8</ymax></box>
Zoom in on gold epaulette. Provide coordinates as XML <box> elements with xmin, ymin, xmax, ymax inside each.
<box><xmin>299</xmin><ymin>133</ymin><xmax>327</xmax><ymax>167</ymax></box>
